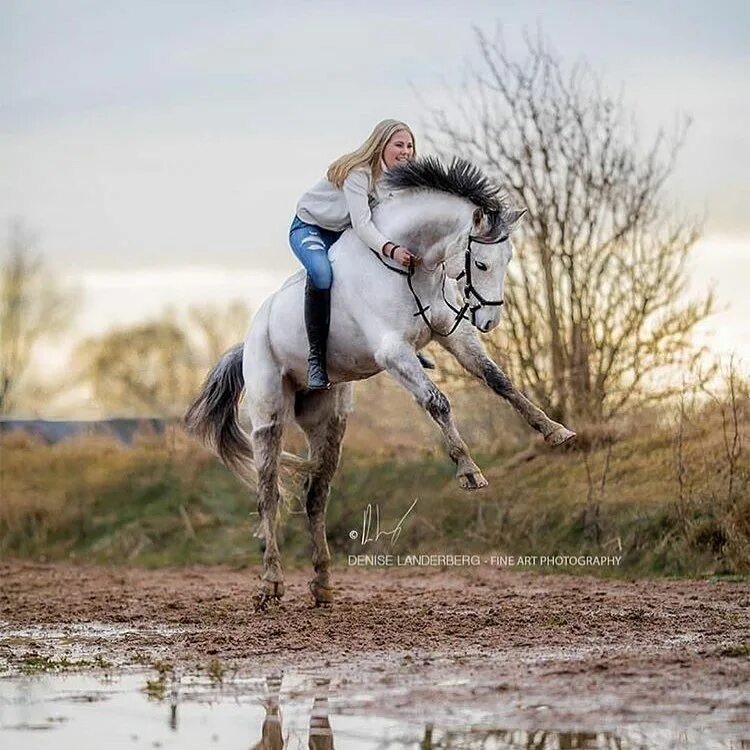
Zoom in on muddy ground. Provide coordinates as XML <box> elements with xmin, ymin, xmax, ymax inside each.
<box><xmin>1</xmin><ymin>562</ymin><xmax>749</xmax><ymax>738</ymax></box>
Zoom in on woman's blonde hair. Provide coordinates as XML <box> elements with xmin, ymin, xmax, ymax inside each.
<box><xmin>327</xmin><ymin>119</ymin><xmax>417</xmax><ymax>189</ymax></box>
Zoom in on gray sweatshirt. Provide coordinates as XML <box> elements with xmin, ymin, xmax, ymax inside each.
<box><xmin>295</xmin><ymin>167</ymin><xmax>389</xmax><ymax>253</ymax></box>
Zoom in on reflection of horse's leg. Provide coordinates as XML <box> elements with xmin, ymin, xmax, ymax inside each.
<box><xmin>246</xmin><ymin>373</ymin><xmax>292</xmax><ymax>610</ymax></box>
<box><xmin>251</xmin><ymin>673</ymin><xmax>283</xmax><ymax>750</ymax></box>
<box><xmin>377</xmin><ymin>340</ymin><xmax>487</xmax><ymax>490</ymax></box>
<box><xmin>308</xmin><ymin>677</ymin><xmax>334</xmax><ymax>750</ymax></box>
<box><xmin>436</xmin><ymin>327</ymin><xmax>576</xmax><ymax>445</ymax></box>
<box><xmin>295</xmin><ymin>385</ymin><xmax>351</xmax><ymax>605</ymax></box>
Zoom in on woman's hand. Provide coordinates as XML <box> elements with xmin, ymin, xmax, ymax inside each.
<box><xmin>393</xmin><ymin>246</ymin><xmax>419</xmax><ymax>267</ymax></box>
<box><xmin>383</xmin><ymin>242</ymin><xmax>420</xmax><ymax>267</ymax></box>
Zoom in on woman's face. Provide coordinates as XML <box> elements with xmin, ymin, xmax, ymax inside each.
<box><xmin>382</xmin><ymin>129</ymin><xmax>415</xmax><ymax>169</ymax></box>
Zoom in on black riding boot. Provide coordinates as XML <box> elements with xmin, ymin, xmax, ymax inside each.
<box><xmin>304</xmin><ymin>277</ymin><xmax>331</xmax><ymax>390</ymax></box>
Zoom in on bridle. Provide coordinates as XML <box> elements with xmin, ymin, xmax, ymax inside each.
<box><xmin>370</xmin><ymin>233</ymin><xmax>507</xmax><ymax>337</ymax></box>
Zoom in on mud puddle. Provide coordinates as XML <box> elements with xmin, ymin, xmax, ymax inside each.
<box><xmin>2</xmin><ymin>668</ymin><xmax>748</xmax><ymax>749</ymax></box>
<box><xmin>2</xmin><ymin>563</ymin><xmax>749</xmax><ymax>747</ymax></box>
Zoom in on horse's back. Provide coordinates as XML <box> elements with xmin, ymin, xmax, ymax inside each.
<box><xmin>245</xmin><ymin>232</ymin><xmax>406</xmax><ymax>387</ymax></box>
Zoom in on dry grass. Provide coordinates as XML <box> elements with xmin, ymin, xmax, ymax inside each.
<box><xmin>1</xmin><ymin>380</ymin><xmax>747</xmax><ymax>576</ymax></box>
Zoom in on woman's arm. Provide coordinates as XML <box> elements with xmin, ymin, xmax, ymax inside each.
<box><xmin>341</xmin><ymin>169</ymin><xmax>391</xmax><ymax>253</ymax></box>
<box><xmin>343</xmin><ymin>170</ymin><xmax>419</xmax><ymax>266</ymax></box>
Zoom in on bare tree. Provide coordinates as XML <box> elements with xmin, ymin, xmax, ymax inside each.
<box><xmin>185</xmin><ymin>300</ymin><xmax>251</xmax><ymax>367</ymax></box>
<box><xmin>74</xmin><ymin>319</ymin><xmax>198</xmax><ymax>416</ymax></box>
<box><xmin>0</xmin><ymin>220</ymin><xmax>78</xmax><ymax>416</ymax></box>
<box><xmin>74</xmin><ymin>302</ymin><xmax>251</xmax><ymax>417</ymax></box>
<box><xmin>700</xmin><ymin>357</ymin><xmax>745</xmax><ymax>508</ymax></box>
<box><xmin>425</xmin><ymin>29</ymin><xmax>714</xmax><ymax>423</ymax></box>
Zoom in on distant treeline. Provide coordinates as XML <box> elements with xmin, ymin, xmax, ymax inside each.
<box><xmin>0</xmin><ymin>418</ymin><xmax>167</xmax><ymax>445</ymax></box>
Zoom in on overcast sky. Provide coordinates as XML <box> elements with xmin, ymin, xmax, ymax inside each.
<box><xmin>2</xmin><ymin>0</ymin><xmax>749</xmax><ymax>364</ymax></box>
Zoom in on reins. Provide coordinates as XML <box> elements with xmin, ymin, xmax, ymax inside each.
<box><xmin>369</xmin><ymin>233</ymin><xmax>507</xmax><ymax>337</ymax></box>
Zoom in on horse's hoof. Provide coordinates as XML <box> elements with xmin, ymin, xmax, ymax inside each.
<box><xmin>254</xmin><ymin>592</ymin><xmax>282</xmax><ymax>612</ymax></box>
<box><xmin>458</xmin><ymin>471</ymin><xmax>488</xmax><ymax>491</ymax></box>
<box><xmin>309</xmin><ymin>580</ymin><xmax>335</xmax><ymax>607</ymax></box>
<box><xmin>253</xmin><ymin>594</ymin><xmax>276</xmax><ymax>612</ymax></box>
<box><xmin>254</xmin><ymin>580</ymin><xmax>285</xmax><ymax>611</ymax></box>
<box><xmin>545</xmin><ymin>426</ymin><xmax>577</xmax><ymax>447</ymax></box>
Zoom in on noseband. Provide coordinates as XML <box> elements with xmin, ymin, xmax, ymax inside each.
<box><xmin>370</xmin><ymin>234</ymin><xmax>507</xmax><ymax>337</ymax></box>
<box><xmin>447</xmin><ymin>235</ymin><xmax>507</xmax><ymax>329</ymax></box>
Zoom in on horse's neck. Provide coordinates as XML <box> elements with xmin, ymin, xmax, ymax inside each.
<box><xmin>374</xmin><ymin>193</ymin><xmax>472</xmax><ymax>268</ymax></box>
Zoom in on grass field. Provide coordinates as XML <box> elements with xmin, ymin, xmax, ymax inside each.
<box><xmin>1</xmin><ymin>376</ymin><xmax>747</xmax><ymax>578</ymax></box>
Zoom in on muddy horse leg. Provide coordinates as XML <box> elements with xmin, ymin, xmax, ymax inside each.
<box><xmin>295</xmin><ymin>385</ymin><xmax>351</xmax><ymax>605</ymax></box>
<box><xmin>436</xmin><ymin>326</ymin><xmax>576</xmax><ymax>445</ymax></box>
<box><xmin>377</xmin><ymin>340</ymin><xmax>487</xmax><ymax>490</ymax></box>
<box><xmin>251</xmin><ymin>419</ymin><xmax>286</xmax><ymax>609</ymax></box>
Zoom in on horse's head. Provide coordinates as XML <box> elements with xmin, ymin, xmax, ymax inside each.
<box><xmin>445</xmin><ymin>205</ymin><xmax>526</xmax><ymax>333</ymax></box>
<box><xmin>383</xmin><ymin>156</ymin><xmax>526</xmax><ymax>333</ymax></box>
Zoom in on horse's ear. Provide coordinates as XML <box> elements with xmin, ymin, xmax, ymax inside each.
<box><xmin>472</xmin><ymin>207</ymin><xmax>484</xmax><ymax>231</ymax></box>
<box><xmin>506</xmin><ymin>208</ymin><xmax>527</xmax><ymax>231</ymax></box>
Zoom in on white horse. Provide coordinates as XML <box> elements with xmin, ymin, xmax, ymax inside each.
<box><xmin>185</xmin><ymin>157</ymin><xmax>575</xmax><ymax>608</ymax></box>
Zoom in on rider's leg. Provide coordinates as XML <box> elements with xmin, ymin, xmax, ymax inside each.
<box><xmin>304</xmin><ymin>277</ymin><xmax>331</xmax><ymax>390</ymax></box>
<box><xmin>289</xmin><ymin>217</ymin><xmax>342</xmax><ymax>390</ymax></box>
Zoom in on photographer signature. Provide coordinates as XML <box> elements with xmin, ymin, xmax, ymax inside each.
<box><xmin>354</xmin><ymin>498</ymin><xmax>418</xmax><ymax>547</ymax></box>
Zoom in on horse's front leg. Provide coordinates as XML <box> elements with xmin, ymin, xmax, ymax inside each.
<box><xmin>376</xmin><ymin>338</ymin><xmax>488</xmax><ymax>490</ymax></box>
<box><xmin>435</xmin><ymin>326</ymin><xmax>576</xmax><ymax>446</ymax></box>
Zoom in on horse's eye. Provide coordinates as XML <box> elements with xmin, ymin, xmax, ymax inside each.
<box><xmin>475</xmin><ymin>261</ymin><xmax>488</xmax><ymax>271</ymax></box>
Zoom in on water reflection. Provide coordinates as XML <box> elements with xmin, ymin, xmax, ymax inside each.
<box><xmin>308</xmin><ymin>677</ymin><xmax>335</xmax><ymax>750</ymax></box>
<box><xmin>168</xmin><ymin>666</ymin><xmax>179</xmax><ymax>731</ymax></box>
<box><xmin>0</xmin><ymin>669</ymin><xmax>747</xmax><ymax>750</ymax></box>
<box><xmin>418</xmin><ymin>725</ymin><xmax>648</xmax><ymax>748</ymax></box>
<box><xmin>161</xmin><ymin>670</ymin><xmax>334</xmax><ymax>749</ymax></box>
<box><xmin>411</xmin><ymin>725</ymin><xmax>750</xmax><ymax>749</ymax></box>
<box><xmin>162</xmin><ymin>671</ymin><xmax>748</xmax><ymax>750</ymax></box>
<box><xmin>237</xmin><ymin>672</ymin><xmax>333</xmax><ymax>750</ymax></box>
<box><xmin>251</xmin><ymin>672</ymin><xmax>284</xmax><ymax>750</ymax></box>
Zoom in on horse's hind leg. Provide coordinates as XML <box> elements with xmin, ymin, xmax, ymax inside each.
<box><xmin>245</xmin><ymin>371</ymin><xmax>293</xmax><ymax>610</ymax></box>
<box><xmin>252</xmin><ymin>420</ymin><xmax>285</xmax><ymax>608</ymax></box>
<box><xmin>295</xmin><ymin>384</ymin><xmax>352</xmax><ymax>606</ymax></box>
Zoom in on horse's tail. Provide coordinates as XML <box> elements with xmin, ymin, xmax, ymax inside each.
<box><xmin>184</xmin><ymin>343</ymin><xmax>312</xmax><ymax>489</ymax></box>
<box><xmin>184</xmin><ymin>343</ymin><xmax>254</xmax><ymax>476</ymax></box>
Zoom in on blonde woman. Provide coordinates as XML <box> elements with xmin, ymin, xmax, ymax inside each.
<box><xmin>290</xmin><ymin>119</ymin><xmax>425</xmax><ymax>390</ymax></box>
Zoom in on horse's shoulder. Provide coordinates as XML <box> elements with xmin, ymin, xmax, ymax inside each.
<box><xmin>328</xmin><ymin>229</ymin><xmax>363</xmax><ymax>262</ymax></box>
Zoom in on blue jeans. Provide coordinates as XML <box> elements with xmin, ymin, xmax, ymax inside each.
<box><xmin>289</xmin><ymin>215</ymin><xmax>343</xmax><ymax>290</ymax></box>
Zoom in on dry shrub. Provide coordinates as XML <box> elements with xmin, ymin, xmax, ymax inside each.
<box><xmin>669</xmin><ymin>363</ymin><xmax>749</xmax><ymax>572</ymax></box>
<box><xmin>0</xmin><ymin>425</ymin><xmax>210</xmax><ymax>539</ymax></box>
<box><xmin>555</xmin><ymin>421</ymin><xmax>624</xmax><ymax>453</ymax></box>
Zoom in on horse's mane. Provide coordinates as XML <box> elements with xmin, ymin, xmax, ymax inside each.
<box><xmin>384</xmin><ymin>156</ymin><xmax>511</xmax><ymax>231</ymax></box>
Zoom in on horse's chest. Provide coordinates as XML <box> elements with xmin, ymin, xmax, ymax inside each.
<box><xmin>411</xmin><ymin>325</ymin><xmax>433</xmax><ymax>350</ymax></box>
